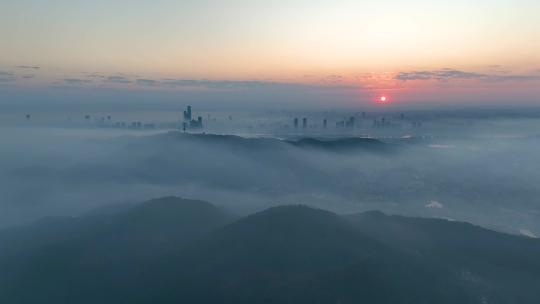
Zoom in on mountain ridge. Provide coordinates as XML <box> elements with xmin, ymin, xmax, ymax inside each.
<box><xmin>0</xmin><ymin>197</ymin><xmax>538</xmax><ymax>303</ymax></box>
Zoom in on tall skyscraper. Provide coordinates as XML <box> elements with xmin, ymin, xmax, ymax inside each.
<box><xmin>183</xmin><ymin>105</ymin><xmax>193</xmax><ymax>121</ymax></box>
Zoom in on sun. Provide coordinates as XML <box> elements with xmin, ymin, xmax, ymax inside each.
<box><xmin>378</xmin><ymin>96</ymin><xmax>389</xmax><ymax>104</ymax></box>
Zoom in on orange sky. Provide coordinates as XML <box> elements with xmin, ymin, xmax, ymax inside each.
<box><xmin>1</xmin><ymin>0</ymin><xmax>540</xmax><ymax>106</ymax></box>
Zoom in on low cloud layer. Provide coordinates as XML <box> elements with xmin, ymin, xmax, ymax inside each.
<box><xmin>395</xmin><ymin>68</ymin><xmax>540</xmax><ymax>83</ymax></box>
<box><xmin>1</xmin><ymin>117</ymin><xmax>540</xmax><ymax>237</ymax></box>
<box><xmin>0</xmin><ymin>71</ymin><xmax>17</xmax><ymax>82</ymax></box>
<box><xmin>64</xmin><ymin>78</ymin><xmax>86</xmax><ymax>85</ymax></box>
<box><xmin>16</xmin><ymin>65</ymin><xmax>40</xmax><ymax>70</ymax></box>
<box><xmin>106</xmin><ymin>76</ymin><xmax>132</xmax><ymax>84</ymax></box>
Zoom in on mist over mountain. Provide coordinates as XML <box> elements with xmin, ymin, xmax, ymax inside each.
<box><xmin>1</xmin><ymin>120</ymin><xmax>540</xmax><ymax>238</ymax></box>
<box><xmin>1</xmin><ymin>197</ymin><xmax>538</xmax><ymax>304</ymax></box>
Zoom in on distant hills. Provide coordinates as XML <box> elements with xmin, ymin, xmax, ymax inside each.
<box><xmin>149</xmin><ymin>132</ymin><xmax>392</xmax><ymax>154</ymax></box>
<box><xmin>1</xmin><ymin>197</ymin><xmax>538</xmax><ymax>303</ymax></box>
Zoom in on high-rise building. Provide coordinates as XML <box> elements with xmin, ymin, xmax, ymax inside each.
<box><xmin>323</xmin><ymin>118</ymin><xmax>327</xmax><ymax>128</ymax></box>
<box><xmin>183</xmin><ymin>105</ymin><xmax>192</xmax><ymax>120</ymax></box>
<box><xmin>302</xmin><ymin>118</ymin><xmax>307</xmax><ymax>128</ymax></box>
<box><xmin>346</xmin><ymin>117</ymin><xmax>355</xmax><ymax>128</ymax></box>
<box><xmin>294</xmin><ymin>118</ymin><xmax>299</xmax><ymax>128</ymax></box>
<box><xmin>189</xmin><ymin>116</ymin><xmax>203</xmax><ymax>129</ymax></box>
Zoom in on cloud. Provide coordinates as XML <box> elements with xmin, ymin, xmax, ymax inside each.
<box><xmin>83</xmin><ymin>72</ymin><xmax>107</xmax><ymax>79</ymax></box>
<box><xmin>486</xmin><ymin>75</ymin><xmax>539</xmax><ymax>82</ymax></box>
<box><xmin>22</xmin><ymin>74</ymin><xmax>35</xmax><ymax>79</ymax></box>
<box><xmin>396</xmin><ymin>68</ymin><xmax>540</xmax><ymax>83</ymax></box>
<box><xmin>16</xmin><ymin>65</ymin><xmax>40</xmax><ymax>70</ymax></box>
<box><xmin>64</xmin><ymin>78</ymin><xmax>92</xmax><ymax>85</ymax></box>
<box><xmin>0</xmin><ymin>77</ymin><xmax>17</xmax><ymax>83</ymax></box>
<box><xmin>426</xmin><ymin>201</ymin><xmax>444</xmax><ymax>209</ymax></box>
<box><xmin>64</xmin><ymin>78</ymin><xmax>83</xmax><ymax>85</ymax></box>
<box><xmin>136</xmin><ymin>79</ymin><xmax>158</xmax><ymax>86</ymax></box>
<box><xmin>323</xmin><ymin>75</ymin><xmax>345</xmax><ymax>83</ymax></box>
<box><xmin>429</xmin><ymin>144</ymin><xmax>455</xmax><ymax>149</ymax></box>
<box><xmin>487</xmin><ymin>65</ymin><xmax>511</xmax><ymax>74</ymax></box>
<box><xmin>520</xmin><ymin>229</ymin><xmax>538</xmax><ymax>238</ymax></box>
<box><xmin>157</xmin><ymin>78</ymin><xmax>353</xmax><ymax>90</ymax></box>
<box><xmin>106</xmin><ymin>76</ymin><xmax>132</xmax><ymax>84</ymax></box>
<box><xmin>160</xmin><ymin>79</ymin><xmax>282</xmax><ymax>89</ymax></box>
<box><xmin>0</xmin><ymin>71</ymin><xmax>17</xmax><ymax>82</ymax></box>
<box><xmin>396</xmin><ymin>69</ymin><xmax>485</xmax><ymax>81</ymax></box>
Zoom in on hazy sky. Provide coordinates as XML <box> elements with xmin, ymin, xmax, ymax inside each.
<box><xmin>1</xmin><ymin>0</ymin><xmax>540</xmax><ymax>108</ymax></box>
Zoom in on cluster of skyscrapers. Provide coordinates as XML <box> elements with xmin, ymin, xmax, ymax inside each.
<box><xmin>336</xmin><ymin>117</ymin><xmax>356</xmax><ymax>128</ymax></box>
<box><xmin>290</xmin><ymin>112</ymin><xmax>420</xmax><ymax>131</ymax></box>
<box><xmin>181</xmin><ymin>105</ymin><xmax>203</xmax><ymax>131</ymax></box>
<box><xmin>293</xmin><ymin>117</ymin><xmax>309</xmax><ymax>128</ymax></box>
<box><xmin>293</xmin><ymin>116</ymin><xmax>357</xmax><ymax>129</ymax></box>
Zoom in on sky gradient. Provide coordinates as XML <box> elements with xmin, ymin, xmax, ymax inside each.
<box><xmin>1</xmin><ymin>0</ymin><xmax>540</xmax><ymax>108</ymax></box>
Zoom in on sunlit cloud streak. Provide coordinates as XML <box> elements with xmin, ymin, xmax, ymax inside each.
<box><xmin>15</xmin><ymin>65</ymin><xmax>40</xmax><ymax>70</ymax></box>
<box><xmin>395</xmin><ymin>68</ymin><xmax>540</xmax><ymax>83</ymax></box>
<box><xmin>106</xmin><ymin>76</ymin><xmax>132</xmax><ymax>84</ymax></box>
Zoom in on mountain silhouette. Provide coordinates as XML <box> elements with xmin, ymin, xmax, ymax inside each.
<box><xmin>0</xmin><ymin>198</ymin><xmax>538</xmax><ymax>303</ymax></box>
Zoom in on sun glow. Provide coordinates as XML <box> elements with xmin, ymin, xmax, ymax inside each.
<box><xmin>378</xmin><ymin>96</ymin><xmax>389</xmax><ymax>104</ymax></box>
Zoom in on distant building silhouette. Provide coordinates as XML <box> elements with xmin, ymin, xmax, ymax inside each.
<box><xmin>183</xmin><ymin>105</ymin><xmax>192</xmax><ymax>121</ymax></box>
<box><xmin>302</xmin><ymin>118</ymin><xmax>307</xmax><ymax>128</ymax></box>
<box><xmin>130</xmin><ymin>121</ymin><xmax>143</xmax><ymax>129</ymax></box>
<box><xmin>323</xmin><ymin>118</ymin><xmax>327</xmax><ymax>128</ymax></box>
<box><xmin>336</xmin><ymin>117</ymin><xmax>356</xmax><ymax>128</ymax></box>
<box><xmin>345</xmin><ymin>117</ymin><xmax>355</xmax><ymax>128</ymax></box>
<box><xmin>189</xmin><ymin>116</ymin><xmax>203</xmax><ymax>129</ymax></box>
<box><xmin>294</xmin><ymin>118</ymin><xmax>299</xmax><ymax>128</ymax></box>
